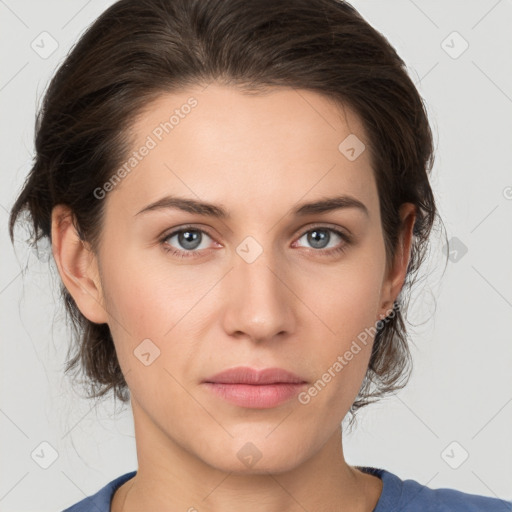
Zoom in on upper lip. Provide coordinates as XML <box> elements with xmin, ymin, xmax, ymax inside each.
<box><xmin>203</xmin><ymin>366</ymin><xmax>307</xmax><ymax>385</ymax></box>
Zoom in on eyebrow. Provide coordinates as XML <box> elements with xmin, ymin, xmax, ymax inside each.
<box><xmin>135</xmin><ymin>194</ymin><xmax>369</xmax><ymax>219</ymax></box>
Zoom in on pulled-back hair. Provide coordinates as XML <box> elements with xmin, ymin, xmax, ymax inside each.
<box><xmin>8</xmin><ymin>0</ymin><xmax>445</xmax><ymax>425</ymax></box>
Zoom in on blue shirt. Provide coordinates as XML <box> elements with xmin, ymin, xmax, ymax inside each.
<box><xmin>62</xmin><ymin>466</ymin><xmax>511</xmax><ymax>511</ymax></box>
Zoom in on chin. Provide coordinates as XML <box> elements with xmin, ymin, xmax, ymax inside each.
<box><xmin>198</xmin><ymin>433</ymin><xmax>308</xmax><ymax>475</ymax></box>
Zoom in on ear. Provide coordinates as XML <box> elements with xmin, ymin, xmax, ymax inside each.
<box><xmin>51</xmin><ymin>204</ymin><xmax>109</xmax><ymax>324</ymax></box>
<box><xmin>377</xmin><ymin>202</ymin><xmax>416</xmax><ymax>321</ymax></box>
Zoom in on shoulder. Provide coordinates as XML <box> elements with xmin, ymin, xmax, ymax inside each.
<box><xmin>358</xmin><ymin>466</ymin><xmax>512</xmax><ymax>512</ymax></box>
<box><xmin>396</xmin><ymin>475</ymin><xmax>511</xmax><ymax>512</ymax></box>
<box><xmin>61</xmin><ymin>471</ymin><xmax>137</xmax><ymax>512</ymax></box>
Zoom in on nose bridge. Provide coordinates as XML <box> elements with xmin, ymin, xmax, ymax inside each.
<box><xmin>223</xmin><ymin>235</ymin><xmax>295</xmax><ymax>340</ymax></box>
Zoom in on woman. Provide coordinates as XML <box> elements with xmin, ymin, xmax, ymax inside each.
<box><xmin>8</xmin><ymin>0</ymin><xmax>510</xmax><ymax>510</ymax></box>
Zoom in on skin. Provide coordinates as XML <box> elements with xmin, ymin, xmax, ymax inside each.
<box><xmin>51</xmin><ymin>83</ymin><xmax>416</xmax><ymax>512</ymax></box>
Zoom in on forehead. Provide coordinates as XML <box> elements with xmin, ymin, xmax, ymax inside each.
<box><xmin>108</xmin><ymin>83</ymin><xmax>377</xmax><ymax>220</ymax></box>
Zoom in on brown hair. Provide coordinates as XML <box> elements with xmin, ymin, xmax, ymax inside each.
<box><xmin>8</xmin><ymin>0</ymin><xmax>446</xmax><ymax>426</ymax></box>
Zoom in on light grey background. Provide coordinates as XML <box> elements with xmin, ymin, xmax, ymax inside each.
<box><xmin>1</xmin><ymin>1</ymin><xmax>511</xmax><ymax>510</ymax></box>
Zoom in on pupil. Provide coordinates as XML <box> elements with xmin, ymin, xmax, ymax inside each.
<box><xmin>309</xmin><ymin>229</ymin><xmax>328</xmax><ymax>249</ymax></box>
<box><xmin>180</xmin><ymin>230</ymin><xmax>200</xmax><ymax>249</ymax></box>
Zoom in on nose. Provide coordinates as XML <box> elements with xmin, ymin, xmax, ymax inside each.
<box><xmin>221</xmin><ymin>244</ymin><xmax>297</xmax><ymax>344</ymax></box>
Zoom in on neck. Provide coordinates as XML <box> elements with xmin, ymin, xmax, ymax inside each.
<box><xmin>111</xmin><ymin>398</ymin><xmax>382</xmax><ymax>512</ymax></box>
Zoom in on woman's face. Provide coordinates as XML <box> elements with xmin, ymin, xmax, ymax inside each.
<box><xmin>56</xmin><ymin>83</ymin><xmax>414</xmax><ymax>474</ymax></box>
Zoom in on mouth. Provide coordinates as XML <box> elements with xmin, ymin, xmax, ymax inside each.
<box><xmin>201</xmin><ymin>366</ymin><xmax>308</xmax><ymax>409</ymax></box>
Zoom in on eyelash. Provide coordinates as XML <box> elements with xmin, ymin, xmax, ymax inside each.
<box><xmin>159</xmin><ymin>224</ymin><xmax>351</xmax><ymax>259</ymax></box>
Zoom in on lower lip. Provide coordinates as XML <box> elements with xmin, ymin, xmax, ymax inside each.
<box><xmin>202</xmin><ymin>382</ymin><xmax>307</xmax><ymax>408</ymax></box>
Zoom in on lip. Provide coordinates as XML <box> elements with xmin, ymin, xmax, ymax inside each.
<box><xmin>202</xmin><ymin>366</ymin><xmax>308</xmax><ymax>409</ymax></box>
<box><xmin>203</xmin><ymin>366</ymin><xmax>307</xmax><ymax>385</ymax></box>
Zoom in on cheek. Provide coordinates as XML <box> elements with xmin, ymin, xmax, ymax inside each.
<box><xmin>297</xmin><ymin>224</ymin><xmax>386</xmax><ymax>335</ymax></box>
<box><xmin>101</xmin><ymin>249</ymin><xmax>188</xmax><ymax>332</ymax></box>
<box><xmin>98</xmin><ymin>253</ymin><xmax>171</xmax><ymax>364</ymax></box>
<box><xmin>308</xmin><ymin>259</ymin><xmax>384</xmax><ymax>338</ymax></box>
<box><xmin>99</xmin><ymin>252</ymin><xmax>217</xmax><ymax>378</ymax></box>
<box><xmin>100</xmin><ymin>263</ymin><xmax>200</xmax><ymax>420</ymax></box>
<box><xmin>296</xmin><ymin>258</ymin><xmax>384</xmax><ymax>405</ymax></box>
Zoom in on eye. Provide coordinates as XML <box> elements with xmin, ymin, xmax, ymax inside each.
<box><xmin>159</xmin><ymin>224</ymin><xmax>352</xmax><ymax>259</ymax></box>
<box><xmin>293</xmin><ymin>226</ymin><xmax>351</xmax><ymax>256</ymax></box>
<box><xmin>160</xmin><ymin>226</ymin><xmax>216</xmax><ymax>259</ymax></box>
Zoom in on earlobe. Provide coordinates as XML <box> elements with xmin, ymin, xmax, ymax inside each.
<box><xmin>51</xmin><ymin>205</ymin><xmax>109</xmax><ymax>325</ymax></box>
<box><xmin>378</xmin><ymin>203</ymin><xmax>416</xmax><ymax>321</ymax></box>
